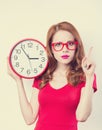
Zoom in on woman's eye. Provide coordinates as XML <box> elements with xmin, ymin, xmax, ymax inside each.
<box><xmin>55</xmin><ymin>42</ymin><xmax>62</xmax><ymax>46</ymax></box>
<box><xmin>68</xmin><ymin>41</ymin><xmax>74</xmax><ymax>46</ymax></box>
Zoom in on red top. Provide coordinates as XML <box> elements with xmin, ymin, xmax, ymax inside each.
<box><xmin>32</xmin><ymin>75</ymin><xmax>97</xmax><ymax>130</ymax></box>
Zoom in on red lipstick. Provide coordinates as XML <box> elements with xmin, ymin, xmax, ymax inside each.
<box><xmin>61</xmin><ymin>55</ymin><xmax>69</xmax><ymax>59</ymax></box>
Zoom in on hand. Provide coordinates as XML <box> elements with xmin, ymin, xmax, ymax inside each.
<box><xmin>21</xmin><ymin>45</ymin><xmax>39</xmax><ymax>60</ymax></box>
<box><xmin>21</xmin><ymin>45</ymin><xmax>29</xmax><ymax>59</ymax></box>
<box><xmin>82</xmin><ymin>47</ymin><xmax>96</xmax><ymax>78</ymax></box>
<box><xmin>29</xmin><ymin>57</ymin><xmax>39</xmax><ymax>60</ymax></box>
<box><xmin>21</xmin><ymin>45</ymin><xmax>33</xmax><ymax>71</ymax></box>
<box><xmin>7</xmin><ymin>57</ymin><xmax>21</xmax><ymax>81</ymax></box>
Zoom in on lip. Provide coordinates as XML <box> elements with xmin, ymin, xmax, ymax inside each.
<box><xmin>61</xmin><ymin>55</ymin><xmax>69</xmax><ymax>59</ymax></box>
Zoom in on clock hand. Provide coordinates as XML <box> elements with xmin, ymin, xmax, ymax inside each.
<box><xmin>29</xmin><ymin>58</ymin><xmax>39</xmax><ymax>60</ymax></box>
<box><xmin>21</xmin><ymin>46</ymin><xmax>33</xmax><ymax>71</ymax></box>
<box><xmin>21</xmin><ymin>46</ymin><xmax>29</xmax><ymax>59</ymax></box>
<box><xmin>28</xmin><ymin>59</ymin><xmax>33</xmax><ymax>71</ymax></box>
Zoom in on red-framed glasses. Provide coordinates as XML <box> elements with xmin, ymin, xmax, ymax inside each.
<box><xmin>51</xmin><ymin>40</ymin><xmax>78</xmax><ymax>51</ymax></box>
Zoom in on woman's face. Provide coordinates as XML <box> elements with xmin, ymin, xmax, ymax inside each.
<box><xmin>51</xmin><ymin>30</ymin><xmax>76</xmax><ymax>65</ymax></box>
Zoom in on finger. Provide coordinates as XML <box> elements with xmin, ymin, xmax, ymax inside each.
<box><xmin>87</xmin><ymin>46</ymin><xmax>93</xmax><ymax>59</ymax></box>
<box><xmin>82</xmin><ymin>57</ymin><xmax>91</xmax><ymax>70</ymax></box>
<box><xmin>82</xmin><ymin>57</ymin><xmax>87</xmax><ymax>70</ymax></box>
<box><xmin>82</xmin><ymin>56</ymin><xmax>87</xmax><ymax>65</ymax></box>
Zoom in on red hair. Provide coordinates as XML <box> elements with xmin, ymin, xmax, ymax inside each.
<box><xmin>39</xmin><ymin>21</ymin><xmax>85</xmax><ymax>88</ymax></box>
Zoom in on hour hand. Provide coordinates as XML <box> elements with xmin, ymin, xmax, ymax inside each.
<box><xmin>29</xmin><ymin>57</ymin><xmax>39</xmax><ymax>60</ymax></box>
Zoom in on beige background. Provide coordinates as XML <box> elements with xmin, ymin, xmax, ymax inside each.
<box><xmin>0</xmin><ymin>0</ymin><xmax>102</xmax><ymax>130</ymax></box>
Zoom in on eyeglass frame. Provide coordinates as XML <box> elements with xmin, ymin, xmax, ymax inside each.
<box><xmin>51</xmin><ymin>39</ymin><xmax>78</xmax><ymax>51</ymax></box>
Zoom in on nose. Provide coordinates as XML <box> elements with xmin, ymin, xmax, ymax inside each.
<box><xmin>62</xmin><ymin>44</ymin><xmax>68</xmax><ymax>52</ymax></box>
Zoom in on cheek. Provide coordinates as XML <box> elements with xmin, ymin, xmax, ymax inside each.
<box><xmin>69</xmin><ymin>51</ymin><xmax>75</xmax><ymax>60</ymax></box>
<box><xmin>52</xmin><ymin>48</ymin><xmax>58</xmax><ymax>56</ymax></box>
<box><xmin>53</xmin><ymin>52</ymin><xmax>61</xmax><ymax>59</ymax></box>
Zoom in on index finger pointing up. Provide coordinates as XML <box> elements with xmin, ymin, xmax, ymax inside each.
<box><xmin>87</xmin><ymin>46</ymin><xmax>93</xmax><ymax>58</ymax></box>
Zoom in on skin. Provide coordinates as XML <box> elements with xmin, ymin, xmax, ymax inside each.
<box><xmin>7</xmin><ymin>30</ymin><xmax>96</xmax><ymax>125</ymax></box>
<box><xmin>52</xmin><ymin>30</ymin><xmax>76</xmax><ymax>65</ymax></box>
<box><xmin>50</xmin><ymin>30</ymin><xmax>76</xmax><ymax>89</ymax></box>
<box><xmin>76</xmin><ymin>46</ymin><xmax>96</xmax><ymax>121</ymax></box>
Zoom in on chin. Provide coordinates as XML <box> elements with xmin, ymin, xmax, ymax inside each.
<box><xmin>58</xmin><ymin>60</ymin><xmax>71</xmax><ymax>65</ymax></box>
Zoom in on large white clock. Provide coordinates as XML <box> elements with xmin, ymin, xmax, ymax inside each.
<box><xmin>9</xmin><ymin>38</ymin><xmax>48</xmax><ymax>79</ymax></box>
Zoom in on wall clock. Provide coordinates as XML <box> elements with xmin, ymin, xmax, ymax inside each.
<box><xmin>9</xmin><ymin>38</ymin><xmax>48</xmax><ymax>79</ymax></box>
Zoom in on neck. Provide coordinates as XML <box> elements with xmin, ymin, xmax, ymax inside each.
<box><xmin>54</xmin><ymin>63</ymin><xmax>69</xmax><ymax>75</ymax></box>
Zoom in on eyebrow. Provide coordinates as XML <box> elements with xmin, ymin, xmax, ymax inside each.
<box><xmin>52</xmin><ymin>39</ymin><xmax>75</xmax><ymax>43</ymax></box>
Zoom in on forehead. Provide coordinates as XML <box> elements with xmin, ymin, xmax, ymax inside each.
<box><xmin>52</xmin><ymin>30</ymin><xmax>74</xmax><ymax>42</ymax></box>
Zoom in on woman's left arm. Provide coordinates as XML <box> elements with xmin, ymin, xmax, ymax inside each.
<box><xmin>76</xmin><ymin>47</ymin><xmax>96</xmax><ymax>122</ymax></box>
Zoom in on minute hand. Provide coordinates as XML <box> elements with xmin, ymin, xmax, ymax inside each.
<box><xmin>21</xmin><ymin>46</ymin><xmax>29</xmax><ymax>59</ymax></box>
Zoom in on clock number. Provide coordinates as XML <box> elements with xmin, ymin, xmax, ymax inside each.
<box><xmin>36</xmin><ymin>45</ymin><xmax>39</xmax><ymax>50</ymax></box>
<box><xmin>39</xmin><ymin>64</ymin><xmax>43</xmax><ymax>68</ymax></box>
<box><xmin>27</xmin><ymin>69</ymin><xmax>31</xmax><ymax>75</ymax></box>
<box><xmin>34</xmin><ymin>68</ymin><xmax>38</xmax><ymax>73</ymax></box>
<box><xmin>28</xmin><ymin>42</ymin><xmax>33</xmax><ymax>48</ymax></box>
<box><xmin>21</xmin><ymin>44</ymin><xmax>25</xmax><ymax>49</ymax></box>
<box><xmin>40</xmin><ymin>50</ymin><xmax>44</xmax><ymax>56</ymax></box>
<box><xmin>41</xmin><ymin>57</ymin><xmax>45</xmax><ymax>62</ymax></box>
<box><xmin>14</xmin><ymin>55</ymin><xmax>18</xmax><ymax>60</ymax></box>
<box><xmin>15</xmin><ymin>49</ymin><xmax>21</xmax><ymax>54</ymax></box>
<box><xmin>15</xmin><ymin>62</ymin><xmax>19</xmax><ymax>67</ymax></box>
<box><xmin>20</xmin><ymin>67</ymin><xmax>24</xmax><ymax>72</ymax></box>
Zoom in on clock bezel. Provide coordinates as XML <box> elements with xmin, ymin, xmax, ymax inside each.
<box><xmin>9</xmin><ymin>38</ymin><xmax>48</xmax><ymax>79</ymax></box>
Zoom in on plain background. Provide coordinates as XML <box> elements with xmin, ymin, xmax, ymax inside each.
<box><xmin>0</xmin><ymin>0</ymin><xmax>102</xmax><ymax>130</ymax></box>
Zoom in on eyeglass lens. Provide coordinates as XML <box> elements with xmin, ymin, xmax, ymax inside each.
<box><xmin>52</xmin><ymin>41</ymin><xmax>76</xmax><ymax>51</ymax></box>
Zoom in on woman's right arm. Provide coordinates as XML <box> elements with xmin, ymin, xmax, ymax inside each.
<box><xmin>7</xmin><ymin>60</ymin><xmax>39</xmax><ymax>125</ymax></box>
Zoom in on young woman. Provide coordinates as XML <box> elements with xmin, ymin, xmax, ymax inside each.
<box><xmin>8</xmin><ymin>21</ymin><xmax>97</xmax><ymax>130</ymax></box>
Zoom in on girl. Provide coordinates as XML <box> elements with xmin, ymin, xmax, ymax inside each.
<box><xmin>8</xmin><ymin>21</ymin><xmax>97</xmax><ymax>130</ymax></box>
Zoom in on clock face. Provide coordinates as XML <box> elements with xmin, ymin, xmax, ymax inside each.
<box><xmin>9</xmin><ymin>38</ymin><xmax>48</xmax><ymax>79</ymax></box>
